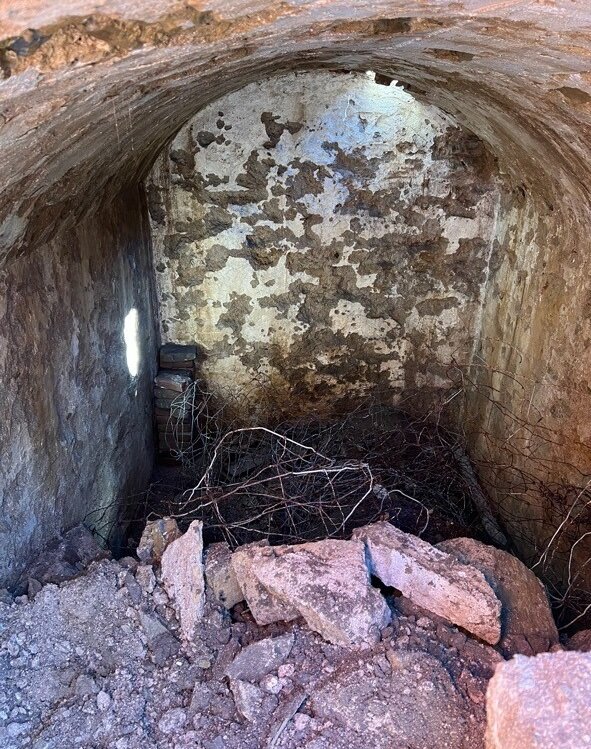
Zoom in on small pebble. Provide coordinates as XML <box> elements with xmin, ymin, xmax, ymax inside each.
<box><xmin>294</xmin><ymin>713</ymin><xmax>311</xmax><ymax>731</ymax></box>
<box><xmin>96</xmin><ymin>690</ymin><xmax>111</xmax><ymax>712</ymax></box>
<box><xmin>278</xmin><ymin>663</ymin><xmax>295</xmax><ymax>678</ymax></box>
<box><xmin>260</xmin><ymin>674</ymin><xmax>283</xmax><ymax>694</ymax></box>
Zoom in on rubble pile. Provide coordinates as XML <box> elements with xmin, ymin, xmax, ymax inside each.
<box><xmin>0</xmin><ymin>517</ymin><xmax>587</xmax><ymax>749</ymax></box>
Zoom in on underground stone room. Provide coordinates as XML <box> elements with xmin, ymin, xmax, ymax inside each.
<box><xmin>2</xmin><ymin>2</ymin><xmax>591</xmax><ymax>748</ymax></box>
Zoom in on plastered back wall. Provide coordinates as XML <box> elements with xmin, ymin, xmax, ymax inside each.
<box><xmin>148</xmin><ymin>71</ymin><xmax>500</xmax><ymax>418</ymax></box>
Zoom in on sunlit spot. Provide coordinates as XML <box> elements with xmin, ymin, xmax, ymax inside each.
<box><xmin>124</xmin><ymin>308</ymin><xmax>140</xmax><ymax>377</ymax></box>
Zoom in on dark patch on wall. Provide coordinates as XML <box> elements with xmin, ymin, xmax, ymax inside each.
<box><xmin>261</xmin><ymin>112</ymin><xmax>303</xmax><ymax>148</ymax></box>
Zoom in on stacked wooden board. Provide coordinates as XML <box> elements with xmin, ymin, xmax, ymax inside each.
<box><xmin>155</xmin><ymin>344</ymin><xmax>199</xmax><ymax>463</ymax></box>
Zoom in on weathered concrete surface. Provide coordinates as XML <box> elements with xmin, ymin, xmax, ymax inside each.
<box><xmin>1</xmin><ymin>0</ymin><xmax>591</xmax><ymax>591</ymax></box>
<box><xmin>485</xmin><ymin>652</ymin><xmax>591</xmax><ymax>749</ymax></box>
<box><xmin>160</xmin><ymin>520</ymin><xmax>205</xmax><ymax>640</ymax></box>
<box><xmin>0</xmin><ymin>187</ymin><xmax>157</xmax><ymax>587</ymax></box>
<box><xmin>438</xmin><ymin>537</ymin><xmax>558</xmax><ymax>656</ymax></box>
<box><xmin>231</xmin><ymin>541</ymin><xmax>300</xmax><ymax>625</ymax></box>
<box><xmin>148</xmin><ymin>71</ymin><xmax>499</xmax><ymax>417</ymax></box>
<box><xmin>232</xmin><ymin>539</ymin><xmax>391</xmax><ymax>645</ymax></box>
<box><xmin>354</xmin><ymin>522</ymin><xmax>501</xmax><ymax>643</ymax></box>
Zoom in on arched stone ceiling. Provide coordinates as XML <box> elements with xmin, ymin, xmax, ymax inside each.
<box><xmin>0</xmin><ymin>0</ymin><xmax>590</xmax><ymax>263</ymax></box>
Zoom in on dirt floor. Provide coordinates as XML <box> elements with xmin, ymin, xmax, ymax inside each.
<box><xmin>0</xmin><ymin>554</ymin><xmax>500</xmax><ymax>749</ymax></box>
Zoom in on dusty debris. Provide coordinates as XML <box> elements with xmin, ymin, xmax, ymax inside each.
<box><xmin>0</xmin><ymin>551</ymin><xmax>501</xmax><ymax>749</ymax></box>
<box><xmin>311</xmin><ymin>649</ymin><xmax>476</xmax><ymax>749</ymax></box>
<box><xmin>160</xmin><ymin>519</ymin><xmax>205</xmax><ymax>640</ymax></box>
<box><xmin>205</xmin><ymin>541</ymin><xmax>243</xmax><ymax>609</ymax></box>
<box><xmin>353</xmin><ymin>521</ymin><xmax>501</xmax><ymax>644</ymax></box>
<box><xmin>232</xmin><ymin>539</ymin><xmax>391</xmax><ymax>646</ymax></box>
<box><xmin>137</xmin><ymin>517</ymin><xmax>182</xmax><ymax>564</ymax></box>
<box><xmin>485</xmin><ymin>652</ymin><xmax>591</xmax><ymax>748</ymax></box>
<box><xmin>438</xmin><ymin>537</ymin><xmax>558</xmax><ymax>655</ymax></box>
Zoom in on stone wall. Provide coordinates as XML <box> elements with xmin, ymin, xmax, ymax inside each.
<box><xmin>0</xmin><ymin>188</ymin><xmax>157</xmax><ymax>586</ymax></box>
<box><xmin>148</xmin><ymin>71</ymin><xmax>499</xmax><ymax>418</ymax></box>
<box><xmin>2</xmin><ymin>0</ymin><xmax>591</xmax><ymax>588</ymax></box>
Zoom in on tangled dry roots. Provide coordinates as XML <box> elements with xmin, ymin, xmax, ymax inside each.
<box><xmin>142</xmin><ymin>380</ymin><xmax>492</xmax><ymax>548</ymax></box>
<box><xmin>86</xmin><ymin>365</ymin><xmax>591</xmax><ymax>630</ymax></box>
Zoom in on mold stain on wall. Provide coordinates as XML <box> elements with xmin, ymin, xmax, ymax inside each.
<box><xmin>147</xmin><ymin>71</ymin><xmax>501</xmax><ymax>419</ymax></box>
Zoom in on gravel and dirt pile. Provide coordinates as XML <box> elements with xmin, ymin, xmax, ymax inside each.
<box><xmin>0</xmin><ymin>554</ymin><xmax>499</xmax><ymax>749</ymax></box>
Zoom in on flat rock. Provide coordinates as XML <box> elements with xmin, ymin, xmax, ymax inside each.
<box><xmin>225</xmin><ymin>634</ymin><xmax>294</xmax><ymax>682</ymax></box>
<box><xmin>233</xmin><ymin>539</ymin><xmax>391</xmax><ymax>646</ymax></box>
<box><xmin>353</xmin><ymin>522</ymin><xmax>501</xmax><ymax>644</ymax></box>
<box><xmin>486</xmin><ymin>652</ymin><xmax>591</xmax><ymax>748</ymax></box>
<box><xmin>438</xmin><ymin>537</ymin><xmax>558</xmax><ymax>655</ymax></box>
<box><xmin>311</xmin><ymin>650</ymin><xmax>477</xmax><ymax>749</ymax></box>
<box><xmin>160</xmin><ymin>520</ymin><xmax>205</xmax><ymax>640</ymax></box>
<box><xmin>205</xmin><ymin>542</ymin><xmax>243</xmax><ymax>609</ymax></box>
<box><xmin>137</xmin><ymin>518</ymin><xmax>182</xmax><ymax>564</ymax></box>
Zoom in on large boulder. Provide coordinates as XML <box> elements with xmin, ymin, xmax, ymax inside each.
<box><xmin>352</xmin><ymin>522</ymin><xmax>501</xmax><ymax>644</ymax></box>
<box><xmin>231</xmin><ymin>542</ymin><xmax>299</xmax><ymax>625</ymax></box>
<box><xmin>485</xmin><ymin>652</ymin><xmax>591</xmax><ymax>748</ymax></box>
<box><xmin>231</xmin><ymin>539</ymin><xmax>391</xmax><ymax>646</ymax></box>
<box><xmin>160</xmin><ymin>520</ymin><xmax>205</xmax><ymax>640</ymax></box>
<box><xmin>438</xmin><ymin>537</ymin><xmax>558</xmax><ymax>655</ymax></box>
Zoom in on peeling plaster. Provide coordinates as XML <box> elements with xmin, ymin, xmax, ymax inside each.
<box><xmin>148</xmin><ymin>71</ymin><xmax>500</xmax><ymax>417</ymax></box>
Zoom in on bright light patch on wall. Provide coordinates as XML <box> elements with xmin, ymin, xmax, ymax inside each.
<box><xmin>124</xmin><ymin>308</ymin><xmax>140</xmax><ymax>377</ymax></box>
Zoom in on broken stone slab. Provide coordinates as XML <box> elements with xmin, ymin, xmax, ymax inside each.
<box><xmin>485</xmin><ymin>652</ymin><xmax>591</xmax><ymax>748</ymax></box>
<box><xmin>438</xmin><ymin>537</ymin><xmax>558</xmax><ymax>655</ymax></box>
<box><xmin>160</xmin><ymin>343</ymin><xmax>198</xmax><ymax>365</ymax></box>
<box><xmin>352</xmin><ymin>522</ymin><xmax>501</xmax><ymax>644</ymax></box>
<box><xmin>224</xmin><ymin>634</ymin><xmax>294</xmax><ymax>682</ymax></box>
<box><xmin>231</xmin><ymin>541</ymin><xmax>299</xmax><ymax>625</ymax></box>
<box><xmin>233</xmin><ymin>539</ymin><xmax>391</xmax><ymax>646</ymax></box>
<box><xmin>204</xmin><ymin>542</ymin><xmax>243</xmax><ymax>610</ymax></box>
<box><xmin>137</xmin><ymin>517</ymin><xmax>182</xmax><ymax>564</ymax></box>
<box><xmin>160</xmin><ymin>520</ymin><xmax>205</xmax><ymax>640</ymax></box>
<box><xmin>229</xmin><ymin>679</ymin><xmax>265</xmax><ymax>722</ymax></box>
<box><xmin>135</xmin><ymin>564</ymin><xmax>156</xmax><ymax>594</ymax></box>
